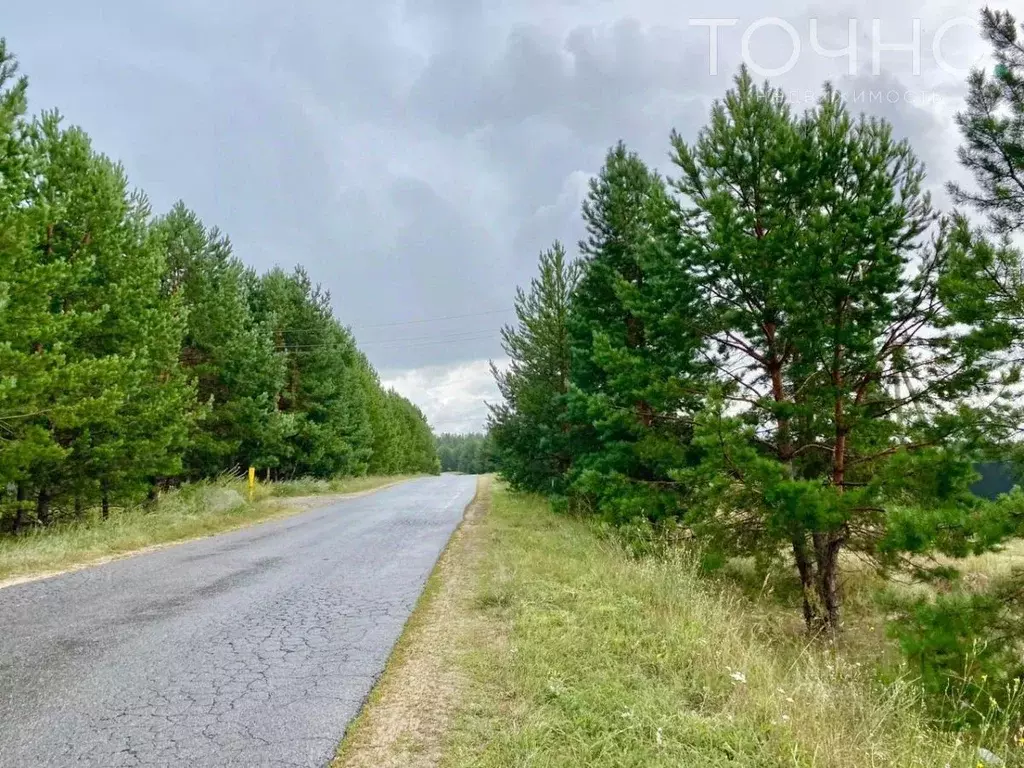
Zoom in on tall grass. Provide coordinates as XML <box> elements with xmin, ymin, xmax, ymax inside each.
<box><xmin>0</xmin><ymin>475</ymin><xmax>416</xmax><ymax>583</ymax></box>
<box><xmin>444</xmin><ymin>487</ymin><xmax>994</xmax><ymax>767</ymax></box>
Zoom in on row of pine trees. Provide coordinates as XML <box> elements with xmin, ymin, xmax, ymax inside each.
<box><xmin>0</xmin><ymin>43</ymin><xmax>438</xmax><ymax>532</ymax></box>
<box><xmin>488</xmin><ymin>8</ymin><xmax>1024</xmax><ymax>721</ymax></box>
<box><xmin>436</xmin><ymin>433</ymin><xmax>497</xmax><ymax>475</ymax></box>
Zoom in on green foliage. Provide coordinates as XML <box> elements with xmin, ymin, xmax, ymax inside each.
<box><xmin>887</xmin><ymin>581</ymin><xmax>1024</xmax><ymax>730</ymax></box>
<box><xmin>943</xmin><ymin>9</ymin><xmax>1024</xmax><ymax>392</ymax></box>
<box><xmin>672</xmin><ymin>69</ymin><xmax>1016</xmax><ymax>632</ymax></box>
<box><xmin>153</xmin><ymin>203</ymin><xmax>289</xmax><ymax>478</ymax></box>
<box><xmin>489</xmin><ymin>46</ymin><xmax>1024</xmax><ymax>654</ymax></box>
<box><xmin>489</xmin><ymin>243</ymin><xmax>579</xmax><ymax>494</ymax></box>
<box><xmin>566</xmin><ymin>145</ymin><xmax>706</xmax><ymax>523</ymax></box>
<box><xmin>949</xmin><ymin>8</ymin><xmax>1024</xmax><ymax>235</ymax></box>
<box><xmin>382</xmin><ymin>390</ymin><xmax>442</xmax><ymax>476</ymax></box>
<box><xmin>436</xmin><ymin>432</ymin><xmax>496</xmax><ymax>474</ymax></box>
<box><xmin>0</xmin><ymin>40</ymin><xmax>437</xmax><ymax>531</ymax></box>
<box><xmin>878</xmin><ymin>9</ymin><xmax>1024</xmax><ymax>730</ymax></box>
<box><xmin>248</xmin><ymin>267</ymin><xmax>376</xmax><ymax>479</ymax></box>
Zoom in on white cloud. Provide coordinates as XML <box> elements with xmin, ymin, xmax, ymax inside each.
<box><xmin>383</xmin><ymin>357</ymin><xmax>507</xmax><ymax>434</ymax></box>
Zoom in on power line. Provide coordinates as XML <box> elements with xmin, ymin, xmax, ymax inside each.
<box><xmin>359</xmin><ymin>329</ymin><xmax>504</xmax><ymax>347</ymax></box>
<box><xmin>278</xmin><ymin>330</ymin><xmax>501</xmax><ymax>348</ymax></box>
<box><xmin>350</xmin><ymin>308</ymin><xmax>514</xmax><ymax>330</ymax></box>
<box><xmin>275</xmin><ymin>331</ymin><xmax>501</xmax><ymax>353</ymax></box>
<box><xmin>262</xmin><ymin>309</ymin><xmax>517</xmax><ymax>340</ymax></box>
<box><xmin>268</xmin><ymin>309</ymin><xmax>515</xmax><ymax>334</ymax></box>
<box><xmin>363</xmin><ymin>335</ymin><xmax>500</xmax><ymax>351</ymax></box>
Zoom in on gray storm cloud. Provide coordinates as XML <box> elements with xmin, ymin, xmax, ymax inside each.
<box><xmin>3</xmin><ymin>0</ymin><xmax>988</xmax><ymax>431</ymax></box>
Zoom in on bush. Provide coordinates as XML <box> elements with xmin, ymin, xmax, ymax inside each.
<box><xmin>887</xmin><ymin>582</ymin><xmax>1024</xmax><ymax>732</ymax></box>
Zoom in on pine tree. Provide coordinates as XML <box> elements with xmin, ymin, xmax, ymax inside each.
<box><xmin>944</xmin><ymin>8</ymin><xmax>1024</xmax><ymax>358</ymax></box>
<box><xmin>672</xmin><ymin>70</ymin><xmax>1019</xmax><ymax>631</ymax></box>
<box><xmin>0</xmin><ymin>41</ymin><xmax>66</xmax><ymax>529</ymax></box>
<box><xmin>489</xmin><ymin>243</ymin><xmax>579</xmax><ymax>494</ymax></box>
<box><xmin>566</xmin><ymin>145</ymin><xmax>706</xmax><ymax>521</ymax></box>
<box><xmin>949</xmin><ymin>8</ymin><xmax>1024</xmax><ymax>234</ymax></box>
<box><xmin>361</xmin><ymin>359</ymin><xmax>400</xmax><ymax>475</ymax></box>
<box><xmin>28</xmin><ymin>116</ymin><xmax>195</xmax><ymax>515</ymax></box>
<box><xmin>153</xmin><ymin>203</ymin><xmax>289</xmax><ymax>478</ymax></box>
<box><xmin>249</xmin><ymin>268</ymin><xmax>373</xmax><ymax>479</ymax></box>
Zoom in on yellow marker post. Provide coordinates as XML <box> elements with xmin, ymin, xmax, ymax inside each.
<box><xmin>248</xmin><ymin>466</ymin><xmax>256</xmax><ymax>501</ymax></box>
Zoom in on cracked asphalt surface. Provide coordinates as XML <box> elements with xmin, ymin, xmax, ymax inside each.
<box><xmin>0</xmin><ymin>474</ymin><xmax>477</xmax><ymax>767</ymax></box>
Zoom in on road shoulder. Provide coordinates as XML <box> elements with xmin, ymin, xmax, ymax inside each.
<box><xmin>333</xmin><ymin>475</ymin><xmax>496</xmax><ymax>768</ymax></box>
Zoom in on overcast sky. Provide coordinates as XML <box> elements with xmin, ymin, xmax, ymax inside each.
<box><xmin>4</xmin><ymin>0</ymin><xmax>992</xmax><ymax>432</ymax></box>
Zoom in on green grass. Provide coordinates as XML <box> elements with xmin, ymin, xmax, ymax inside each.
<box><xmin>442</xmin><ymin>486</ymin><xmax>993</xmax><ymax>768</ymax></box>
<box><xmin>0</xmin><ymin>475</ymin><xmax>417</xmax><ymax>583</ymax></box>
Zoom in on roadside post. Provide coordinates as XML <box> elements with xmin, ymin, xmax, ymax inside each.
<box><xmin>248</xmin><ymin>466</ymin><xmax>256</xmax><ymax>501</ymax></box>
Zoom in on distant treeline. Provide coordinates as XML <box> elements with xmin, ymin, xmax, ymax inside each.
<box><xmin>436</xmin><ymin>433</ymin><xmax>497</xmax><ymax>475</ymax></box>
<box><xmin>0</xmin><ymin>43</ymin><xmax>438</xmax><ymax>531</ymax></box>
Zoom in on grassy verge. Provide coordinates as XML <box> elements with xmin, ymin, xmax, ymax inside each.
<box><xmin>349</xmin><ymin>483</ymin><xmax>1000</xmax><ymax>768</ymax></box>
<box><xmin>0</xmin><ymin>475</ymin><xmax>418</xmax><ymax>585</ymax></box>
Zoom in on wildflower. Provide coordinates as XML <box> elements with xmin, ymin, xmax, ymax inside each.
<box><xmin>656</xmin><ymin>728</ymin><xmax>663</xmax><ymax>746</ymax></box>
<box><xmin>730</xmin><ymin>671</ymin><xmax>747</xmax><ymax>684</ymax></box>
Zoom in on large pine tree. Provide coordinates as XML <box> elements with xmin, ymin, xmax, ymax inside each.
<box><xmin>154</xmin><ymin>203</ymin><xmax>290</xmax><ymax>478</ymax></box>
<box><xmin>30</xmin><ymin>116</ymin><xmax>195</xmax><ymax>517</ymax></box>
<box><xmin>0</xmin><ymin>44</ymin><xmax>67</xmax><ymax>528</ymax></box>
<box><xmin>567</xmin><ymin>144</ymin><xmax>706</xmax><ymax>522</ymax></box>
<box><xmin>249</xmin><ymin>267</ymin><xmax>374</xmax><ymax>479</ymax></box>
<box><xmin>672</xmin><ymin>70</ymin><xmax>1018</xmax><ymax>631</ymax></box>
<box><xmin>489</xmin><ymin>242</ymin><xmax>578</xmax><ymax>494</ymax></box>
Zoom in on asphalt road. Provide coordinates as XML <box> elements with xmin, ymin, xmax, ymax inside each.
<box><xmin>0</xmin><ymin>474</ymin><xmax>477</xmax><ymax>768</ymax></box>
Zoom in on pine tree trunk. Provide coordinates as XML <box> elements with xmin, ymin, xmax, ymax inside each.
<box><xmin>101</xmin><ymin>482</ymin><xmax>110</xmax><ymax>520</ymax></box>
<box><xmin>813</xmin><ymin>531</ymin><xmax>843</xmax><ymax>634</ymax></box>
<box><xmin>13</xmin><ymin>484</ymin><xmax>27</xmax><ymax>533</ymax></box>
<box><xmin>792</xmin><ymin>535</ymin><xmax>820</xmax><ymax>629</ymax></box>
<box><xmin>36</xmin><ymin>487</ymin><xmax>51</xmax><ymax>527</ymax></box>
